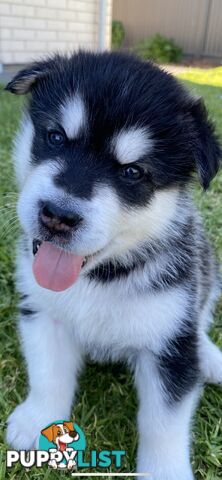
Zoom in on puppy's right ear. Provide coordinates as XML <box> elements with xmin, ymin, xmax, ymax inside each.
<box><xmin>186</xmin><ymin>96</ymin><xmax>221</xmax><ymax>189</ymax></box>
<box><xmin>5</xmin><ymin>61</ymin><xmax>50</xmax><ymax>95</ymax></box>
<box><xmin>41</xmin><ymin>424</ymin><xmax>55</xmax><ymax>443</ymax></box>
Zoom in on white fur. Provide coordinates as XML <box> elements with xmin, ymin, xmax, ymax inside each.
<box><xmin>199</xmin><ymin>333</ymin><xmax>222</xmax><ymax>385</ymax></box>
<box><xmin>198</xmin><ymin>280</ymin><xmax>222</xmax><ymax>384</ymax></box>
<box><xmin>13</xmin><ymin>113</ymin><xmax>34</xmax><ymax>187</ymax></box>
<box><xmin>112</xmin><ymin>127</ymin><xmax>153</xmax><ymax>164</ymax></box>
<box><xmin>7</xmin><ymin>313</ymin><xmax>82</xmax><ymax>449</ymax></box>
<box><xmin>60</xmin><ymin>94</ymin><xmax>86</xmax><ymax>139</ymax></box>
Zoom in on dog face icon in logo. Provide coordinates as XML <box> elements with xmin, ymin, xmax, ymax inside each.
<box><xmin>40</xmin><ymin>420</ymin><xmax>83</xmax><ymax>469</ymax></box>
<box><xmin>41</xmin><ymin>421</ymin><xmax>79</xmax><ymax>452</ymax></box>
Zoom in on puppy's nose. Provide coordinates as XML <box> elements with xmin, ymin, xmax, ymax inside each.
<box><xmin>40</xmin><ymin>201</ymin><xmax>82</xmax><ymax>234</ymax></box>
<box><xmin>69</xmin><ymin>430</ymin><xmax>78</xmax><ymax>438</ymax></box>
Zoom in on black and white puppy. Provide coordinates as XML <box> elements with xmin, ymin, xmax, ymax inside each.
<box><xmin>5</xmin><ymin>52</ymin><xmax>222</xmax><ymax>479</ymax></box>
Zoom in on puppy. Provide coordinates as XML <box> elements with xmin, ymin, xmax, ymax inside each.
<box><xmin>41</xmin><ymin>421</ymin><xmax>79</xmax><ymax>451</ymax></box>
<box><xmin>41</xmin><ymin>421</ymin><xmax>79</xmax><ymax>469</ymax></box>
<box><xmin>5</xmin><ymin>51</ymin><xmax>222</xmax><ymax>480</ymax></box>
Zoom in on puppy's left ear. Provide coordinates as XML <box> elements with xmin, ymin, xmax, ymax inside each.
<box><xmin>188</xmin><ymin>97</ymin><xmax>221</xmax><ymax>189</ymax></box>
<box><xmin>5</xmin><ymin>60</ymin><xmax>50</xmax><ymax>95</ymax></box>
<box><xmin>64</xmin><ymin>421</ymin><xmax>74</xmax><ymax>431</ymax></box>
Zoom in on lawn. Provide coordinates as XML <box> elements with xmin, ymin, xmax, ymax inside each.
<box><xmin>0</xmin><ymin>67</ymin><xmax>222</xmax><ymax>480</ymax></box>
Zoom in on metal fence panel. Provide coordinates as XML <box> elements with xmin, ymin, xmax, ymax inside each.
<box><xmin>113</xmin><ymin>0</ymin><xmax>222</xmax><ymax>57</ymax></box>
<box><xmin>205</xmin><ymin>0</ymin><xmax>222</xmax><ymax>56</ymax></box>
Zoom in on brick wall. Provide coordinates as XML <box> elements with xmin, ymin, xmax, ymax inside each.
<box><xmin>0</xmin><ymin>0</ymin><xmax>112</xmax><ymax>65</ymax></box>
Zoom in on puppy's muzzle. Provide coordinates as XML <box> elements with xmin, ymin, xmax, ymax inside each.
<box><xmin>40</xmin><ymin>201</ymin><xmax>83</xmax><ymax>235</ymax></box>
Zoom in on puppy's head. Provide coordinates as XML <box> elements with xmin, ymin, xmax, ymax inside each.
<box><xmin>6</xmin><ymin>52</ymin><xmax>221</xmax><ymax>291</ymax></box>
<box><xmin>41</xmin><ymin>422</ymin><xmax>79</xmax><ymax>449</ymax></box>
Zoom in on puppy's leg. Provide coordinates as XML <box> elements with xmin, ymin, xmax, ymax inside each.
<box><xmin>199</xmin><ymin>332</ymin><xmax>222</xmax><ymax>385</ymax></box>
<box><xmin>135</xmin><ymin>351</ymin><xmax>200</xmax><ymax>480</ymax></box>
<box><xmin>7</xmin><ymin>312</ymin><xmax>83</xmax><ymax>449</ymax></box>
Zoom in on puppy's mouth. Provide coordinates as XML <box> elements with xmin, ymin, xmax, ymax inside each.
<box><xmin>58</xmin><ymin>439</ymin><xmax>66</xmax><ymax>452</ymax></box>
<box><xmin>32</xmin><ymin>239</ymin><xmax>89</xmax><ymax>292</ymax></box>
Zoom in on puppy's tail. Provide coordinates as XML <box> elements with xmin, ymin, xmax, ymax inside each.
<box><xmin>199</xmin><ymin>332</ymin><xmax>222</xmax><ymax>385</ymax></box>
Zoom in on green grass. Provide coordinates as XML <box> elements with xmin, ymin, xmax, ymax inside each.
<box><xmin>0</xmin><ymin>66</ymin><xmax>222</xmax><ymax>479</ymax></box>
<box><xmin>179</xmin><ymin>67</ymin><xmax>222</xmax><ymax>88</ymax></box>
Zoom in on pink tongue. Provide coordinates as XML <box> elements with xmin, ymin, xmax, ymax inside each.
<box><xmin>33</xmin><ymin>241</ymin><xmax>84</xmax><ymax>292</ymax></box>
<box><xmin>59</xmin><ymin>440</ymin><xmax>66</xmax><ymax>452</ymax></box>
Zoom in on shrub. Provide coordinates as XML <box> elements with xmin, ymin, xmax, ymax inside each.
<box><xmin>112</xmin><ymin>20</ymin><xmax>125</xmax><ymax>49</ymax></box>
<box><xmin>134</xmin><ymin>34</ymin><xmax>183</xmax><ymax>63</ymax></box>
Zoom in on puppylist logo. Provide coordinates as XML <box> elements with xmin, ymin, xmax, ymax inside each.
<box><xmin>6</xmin><ymin>419</ymin><xmax>127</xmax><ymax>474</ymax></box>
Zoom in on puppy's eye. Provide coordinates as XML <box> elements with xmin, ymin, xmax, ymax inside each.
<box><xmin>121</xmin><ymin>165</ymin><xmax>144</xmax><ymax>180</ymax></box>
<box><xmin>48</xmin><ymin>131</ymin><xmax>65</xmax><ymax>146</ymax></box>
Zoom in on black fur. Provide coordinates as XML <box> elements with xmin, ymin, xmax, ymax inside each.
<box><xmin>88</xmin><ymin>260</ymin><xmax>137</xmax><ymax>282</ymax></box>
<box><xmin>19</xmin><ymin>294</ymin><xmax>37</xmax><ymax>317</ymax></box>
<box><xmin>157</xmin><ymin>325</ymin><xmax>200</xmax><ymax>403</ymax></box>
<box><xmin>88</xmin><ymin>256</ymin><xmax>192</xmax><ymax>291</ymax></box>
<box><xmin>20</xmin><ymin>307</ymin><xmax>37</xmax><ymax>316</ymax></box>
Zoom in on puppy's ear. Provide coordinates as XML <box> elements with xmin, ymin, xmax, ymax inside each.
<box><xmin>64</xmin><ymin>421</ymin><xmax>74</xmax><ymax>431</ymax></box>
<box><xmin>5</xmin><ymin>61</ymin><xmax>50</xmax><ymax>95</ymax></box>
<box><xmin>188</xmin><ymin>97</ymin><xmax>221</xmax><ymax>189</ymax></box>
<box><xmin>41</xmin><ymin>424</ymin><xmax>55</xmax><ymax>442</ymax></box>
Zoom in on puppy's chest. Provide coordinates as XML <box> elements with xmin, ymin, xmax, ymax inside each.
<box><xmin>43</xmin><ymin>277</ymin><xmax>188</xmax><ymax>356</ymax></box>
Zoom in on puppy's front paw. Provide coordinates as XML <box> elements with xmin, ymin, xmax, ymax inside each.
<box><xmin>7</xmin><ymin>403</ymin><xmax>37</xmax><ymax>449</ymax></box>
<box><xmin>6</xmin><ymin>397</ymin><xmax>57</xmax><ymax>450</ymax></box>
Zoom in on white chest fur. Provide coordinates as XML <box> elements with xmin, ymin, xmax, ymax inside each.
<box><xmin>18</xmin><ymin>250</ymin><xmax>189</xmax><ymax>360</ymax></box>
